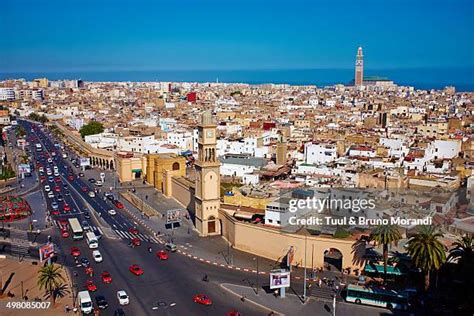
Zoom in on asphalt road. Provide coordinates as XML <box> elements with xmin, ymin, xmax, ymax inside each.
<box><xmin>20</xmin><ymin>120</ymin><xmax>267</xmax><ymax>316</ymax></box>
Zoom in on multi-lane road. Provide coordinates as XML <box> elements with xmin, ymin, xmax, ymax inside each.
<box><xmin>21</xmin><ymin>119</ymin><xmax>266</xmax><ymax>316</ymax></box>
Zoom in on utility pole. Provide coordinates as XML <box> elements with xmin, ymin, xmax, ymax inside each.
<box><xmin>253</xmin><ymin>257</ymin><xmax>259</xmax><ymax>295</ymax></box>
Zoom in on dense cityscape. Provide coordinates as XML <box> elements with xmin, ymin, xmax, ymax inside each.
<box><xmin>0</xmin><ymin>46</ymin><xmax>472</xmax><ymax>316</ymax></box>
<box><xmin>1</xmin><ymin>0</ymin><xmax>473</xmax><ymax>315</ymax></box>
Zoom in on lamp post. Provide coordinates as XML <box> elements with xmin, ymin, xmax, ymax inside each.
<box><xmin>303</xmin><ymin>232</ymin><xmax>307</xmax><ymax>303</ymax></box>
<box><xmin>253</xmin><ymin>257</ymin><xmax>259</xmax><ymax>295</ymax></box>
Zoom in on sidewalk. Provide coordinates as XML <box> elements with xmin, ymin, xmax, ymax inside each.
<box><xmin>0</xmin><ymin>256</ymin><xmax>74</xmax><ymax>316</ymax></box>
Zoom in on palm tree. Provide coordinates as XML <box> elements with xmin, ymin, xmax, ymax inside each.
<box><xmin>448</xmin><ymin>235</ymin><xmax>473</xmax><ymax>266</ymax></box>
<box><xmin>37</xmin><ymin>264</ymin><xmax>65</xmax><ymax>305</ymax></box>
<box><xmin>370</xmin><ymin>224</ymin><xmax>402</xmax><ymax>282</ymax></box>
<box><xmin>43</xmin><ymin>283</ymin><xmax>69</xmax><ymax>304</ymax></box>
<box><xmin>406</xmin><ymin>226</ymin><xmax>446</xmax><ymax>291</ymax></box>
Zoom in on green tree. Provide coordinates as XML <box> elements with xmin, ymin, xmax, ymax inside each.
<box><xmin>37</xmin><ymin>264</ymin><xmax>65</xmax><ymax>305</ymax></box>
<box><xmin>406</xmin><ymin>226</ymin><xmax>446</xmax><ymax>291</ymax></box>
<box><xmin>370</xmin><ymin>224</ymin><xmax>402</xmax><ymax>282</ymax></box>
<box><xmin>79</xmin><ymin>121</ymin><xmax>104</xmax><ymax>138</ymax></box>
<box><xmin>43</xmin><ymin>283</ymin><xmax>69</xmax><ymax>304</ymax></box>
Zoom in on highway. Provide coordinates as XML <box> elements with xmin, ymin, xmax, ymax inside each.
<box><xmin>21</xmin><ymin>119</ymin><xmax>266</xmax><ymax>316</ymax></box>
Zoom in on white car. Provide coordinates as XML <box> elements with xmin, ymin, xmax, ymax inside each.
<box><xmin>88</xmin><ymin>191</ymin><xmax>96</xmax><ymax>198</ymax></box>
<box><xmin>44</xmin><ymin>185</ymin><xmax>51</xmax><ymax>192</ymax></box>
<box><xmin>95</xmin><ymin>180</ymin><xmax>103</xmax><ymax>187</ymax></box>
<box><xmin>117</xmin><ymin>290</ymin><xmax>129</xmax><ymax>305</ymax></box>
<box><xmin>46</xmin><ymin>169</ymin><xmax>52</xmax><ymax>176</ymax></box>
<box><xmin>108</xmin><ymin>209</ymin><xmax>116</xmax><ymax>216</ymax></box>
<box><xmin>54</xmin><ymin>171</ymin><xmax>60</xmax><ymax>177</ymax></box>
<box><xmin>92</xmin><ymin>250</ymin><xmax>103</xmax><ymax>263</ymax></box>
<box><xmin>47</xmin><ymin>191</ymin><xmax>55</xmax><ymax>199</ymax></box>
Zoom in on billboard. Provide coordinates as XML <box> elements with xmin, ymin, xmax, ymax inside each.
<box><xmin>79</xmin><ymin>157</ymin><xmax>90</xmax><ymax>167</ymax></box>
<box><xmin>39</xmin><ymin>243</ymin><xmax>54</xmax><ymax>262</ymax></box>
<box><xmin>18</xmin><ymin>164</ymin><xmax>31</xmax><ymax>175</ymax></box>
<box><xmin>166</xmin><ymin>209</ymin><xmax>181</xmax><ymax>224</ymax></box>
<box><xmin>269</xmin><ymin>270</ymin><xmax>290</xmax><ymax>289</ymax></box>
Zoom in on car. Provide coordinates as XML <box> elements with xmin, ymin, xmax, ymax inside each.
<box><xmin>95</xmin><ymin>295</ymin><xmax>108</xmax><ymax>309</ymax></box>
<box><xmin>117</xmin><ymin>290</ymin><xmax>129</xmax><ymax>306</ymax></box>
<box><xmin>129</xmin><ymin>264</ymin><xmax>144</xmax><ymax>276</ymax></box>
<box><xmin>58</xmin><ymin>219</ymin><xmax>68</xmax><ymax>227</ymax></box>
<box><xmin>226</xmin><ymin>311</ymin><xmax>244</xmax><ymax>316</ymax></box>
<box><xmin>128</xmin><ymin>227</ymin><xmax>138</xmax><ymax>235</ymax></box>
<box><xmin>131</xmin><ymin>237</ymin><xmax>141</xmax><ymax>247</ymax></box>
<box><xmin>92</xmin><ymin>250</ymin><xmax>103</xmax><ymax>263</ymax></box>
<box><xmin>81</xmin><ymin>220</ymin><xmax>90</xmax><ymax>231</ymax></box>
<box><xmin>86</xmin><ymin>280</ymin><xmax>97</xmax><ymax>292</ymax></box>
<box><xmin>54</xmin><ymin>177</ymin><xmax>61</xmax><ymax>183</ymax></box>
<box><xmin>114</xmin><ymin>308</ymin><xmax>126</xmax><ymax>316</ymax></box>
<box><xmin>80</xmin><ymin>257</ymin><xmax>90</xmax><ymax>267</ymax></box>
<box><xmin>38</xmin><ymin>167</ymin><xmax>44</xmax><ymax>173</ymax></box>
<box><xmin>48</xmin><ymin>176</ymin><xmax>54</xmax><ymax>183</ymax></box>
<box><xmin>88</xmin><ymin>178</ymin><xmax>96</xmax><ymax>183</ymax></box>
<box><xmin>67</xmin><ymin>175</ymin><xmax>74</xmax><ymax>181</ymax></box>
<box><xmin>95</xmin><ymin>180</ymin><xmax>103</xmax><ymax>187</ymax></box>
<box><xmin>88</xmin><ymin>191</ymin><xmax>96</xmax><ymax>198</ymax></box>
<box><xmin>51</xmin><ymin>209</ymin><xmax>60</xmax><ymax>216</ymax></box>
<box><xmin>107</xmin><ymin>195</ymin><xmax>115</xmax><ymax>201</ymax></box>
<box><xmin>113</xmin><ymin>200</ymin><xmax>124</xmax><ymax>209</ymax></box>
<box><xmin>53</xmin><ymin>171</ymin><xmax>60</xmax><ymax>177</ymax></box>
<box><xmin>63</xmin><ymin>183</ymin><xmax>68</xmax><ymax>189</ymax></box>
<box><xmin>156</xmin><ymin>250</ymin><xmax>169</xmax><ymax>260</ymax></box>
<box><xmin>46</xmin><ymin>169</ymin><xmax>53</xmax><ymax>176</ymax></box>
<box><xmin>56</xmin><ymin>194</ymin><xmax>63</xmax><ymax>202</ymax></box>
<box><xmin>63</xmin><ymin>203</ymin><xmax>71</xmax><ymax>212</ymax></box>
<box><xmin>193</xmin><ymin>294</ymin><xmax>212</xmax><ymax>306</ymax></box>
<box><xmin>47</xmin><ymin>158</ymin><xmax>53</xmax><ymax>164</ymax></box>
<box><xmin>79</xmin><ymin>172</ymin><xmax>84</xmax><ymax>177</ymax></box>
<box><xmin>61</xmin><ymin>229</ymin><xmax>69</xmax><ymax>238</ymax></box>
<box><xmin>54</xmin><ymin>185</ymin><xmax>61</xmax><ymax>192</ymax></box>
<box><xmin>44</xmin><ymin>185</ymin><xmax>51</xmax><ymax>192</ymax></box>
<box><xmin>51</xmin><ymin>201</ymin><xmax>59</xmax><ymax>210</ymax></box>
<box><xmin>84</xmin><ymin>211</ymin><xmax>91</xmax><ymax>219</ymax></box>
<box><xmin>40</xmin><ymin>175</ymin><xmax>46</xmax><ymax>182</ymax></box>
<box><xmin>165</xmin><ymin>242</ymin><xmax>177</xmax><ymax>252</ymax></box>
<box><xmin>108</xmin><ymin>209</ymin><xmax>117</xmax><ymax>216</ymax></box>
<box><xmin>47</xmin><ymin>191</ymin><xmax>55</xmax><ymax>199</ymax></box>
<box><xmin>101</xmin><ymin>271</ymin><xmax>112</xmax><ymax>284</ymax></box>
<box><xmin>70</xmin><ymin>247</ymin><xmax>81</xmax><ymax>257</ymax></box>
<box><xmin>81</xmin><ymin>186</ymin><xmax>88</xmax><ymax>192</ymax></box>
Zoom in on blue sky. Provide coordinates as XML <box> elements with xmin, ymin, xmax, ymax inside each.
<box><xmin>1</xmin><ymin>0</ymin><xmax>473</xmax><ymax>72</ymax></box>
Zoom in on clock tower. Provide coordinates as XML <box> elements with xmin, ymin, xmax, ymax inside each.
<box><xmin>195</xmin><ymin>111</ymin><xmax>221</xmax><ymax>236</ymax></box>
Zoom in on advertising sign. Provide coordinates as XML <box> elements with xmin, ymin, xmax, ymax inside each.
<box><xmin>39</xmin><ymin>243</ymin><xmax>54</xmax><ymax>262</ymax></box>
<box><xmin>18</xmin><ymin>163</ymin><xmax>31</xmax><ymax>175</ymax></box>
<box><xmin>269</xmin><ymin>269</ymin><xmax>291</xmax><ymax>289</ymax></box>
<box><xmin>79</xmin><ymin>157</ymin><xmax>90</xmax><ymax>167</ymax></box>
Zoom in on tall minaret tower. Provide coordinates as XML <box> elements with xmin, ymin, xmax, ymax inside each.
<box><xmin>355</xmin><ymin>47</ymin><xmax>364</xmax><ymax>86</ymax></box>
<box><xmin>194</xmin><ymin>111</ymin><xmax>221</xmax><ymax>236</ymax></box>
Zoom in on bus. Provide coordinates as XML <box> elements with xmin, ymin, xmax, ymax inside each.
<box><xmin>85</xmin><ymin>231</ymin><xmax>98</xmax><ymax>249</ymax></box>
<box><xmin>35</xmin><ymin>143</ymin><xmax>43</xmax><ymax>152</ymax></box>
<box><xmin>345</xmin><ymin>284</ymin><xmax>409</xmax><ymax>310</ymax></box>
<box><xmin>68</xmin><ymin>218</ymin><xmax>84</xmax><ymax>241</ymax></box>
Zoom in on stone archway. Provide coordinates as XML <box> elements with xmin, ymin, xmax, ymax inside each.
<box><xmin>324</xmin><ymin>248</ymin><xmax>343</xmax><ymax>271</ymax></box>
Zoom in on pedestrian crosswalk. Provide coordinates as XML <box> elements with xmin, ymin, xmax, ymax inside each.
<box><xmin>113</xmin><ymin>230</ymin><xmax>161</xmax><ymax>244</ymax></box>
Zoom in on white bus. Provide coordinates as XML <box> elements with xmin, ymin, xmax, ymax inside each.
<box><xmin>77</xmin><ymin>290</ymin><xmax>93</xmax><ymax>314</ymax></box>
<box><xmin>345</xmin><ymin>284</ymin><xmax>409</xmax><ymax>310</ymax></box>
<box><xmin>35</xmin><ymin>143</ymin><xmax>42</xmax><ymax>152</ymax></box>
<box><xmin>68</xmin><ymin>218</ymin><xmax>83</xmax><ymax>241</ymax></box>
<box><xmin>85</xmin><ymin>231</ymin><xmax>98</xmax><ymax>249</ymax></box>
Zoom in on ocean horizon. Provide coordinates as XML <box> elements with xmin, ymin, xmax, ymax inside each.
<box><xmin>1</xmin><ymin>67</ymin><xmax>473</xmax><ymax>91</ymax></box>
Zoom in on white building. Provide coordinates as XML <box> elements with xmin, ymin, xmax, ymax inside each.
<box><xmin>0</xmin><ymin>88</ymin><xmax>15</xmax><ymax>101</ymax></box>
<box><xmin>304</xmin><ymin>143</ymin><xmax>337</xmax><ymax>165</ymax></box>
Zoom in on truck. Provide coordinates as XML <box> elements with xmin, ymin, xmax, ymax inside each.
<box><xmin>85</xmin><ymin>231</ymin><xmax>98</xmax><ymax>249</ymax></box>
<box><xmin>77</xmin><ymin>290</ymin><xmax>93</xmax><ymax>314</ymax></box>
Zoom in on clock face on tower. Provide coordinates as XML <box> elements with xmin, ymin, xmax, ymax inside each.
<box><xmin>206</xmin><ymin>130</ymin><xmax>213</xmax><ymax>138</ymax></box>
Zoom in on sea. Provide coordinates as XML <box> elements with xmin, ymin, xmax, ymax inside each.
<box><xmin>1</xmin><ymin>67</ymin><xmax>473</xmax><ymax>91</ymax></box>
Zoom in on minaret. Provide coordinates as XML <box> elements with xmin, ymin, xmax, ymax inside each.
<box><xmin>194</xmin><ymin>111</ymin><xmax>221</xmax><ymax>236</ymax></box>
<box><xmin>355</xmin><ymin>47</ymin><xmax>364</xmax><ymax>86</ymax></box>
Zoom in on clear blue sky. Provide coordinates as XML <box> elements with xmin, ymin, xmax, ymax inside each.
<box><xmin>1</xmin><ymin>0</ymin><xmax>473</xmax><ymax>72</ymax></box>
